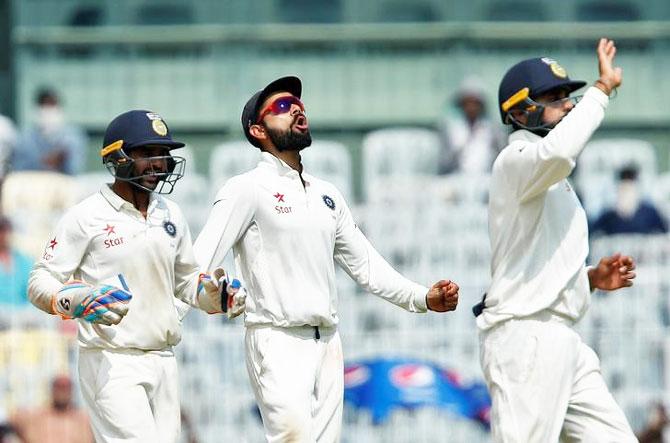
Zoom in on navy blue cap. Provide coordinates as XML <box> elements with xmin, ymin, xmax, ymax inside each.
<box><xmin>102</xmin><ymin>110</ymin><xmax>184</xmax><ymax>155</ymax></box>
<box><xmin>498</xmin><ymin>57</ymin><xmax>586</xmax><ymax>123</ymax></box>
<box><xmin>241</xmin><ymin>76</ymin><xmax>302</xmax><ymax>148</ymax></box>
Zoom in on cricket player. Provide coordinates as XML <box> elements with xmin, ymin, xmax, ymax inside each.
<box><xmin>476</xmin><ymin>39</ymin><xmax>637</xmax><ymax>442</ymax></box>
<box><xmin>195</xmin><ymin>76</ymin><xmax>460</xmax><ymax>442</ymax></box>
<box><xmin>28</xmin><ymin>110</ymin><xmax>239</xmax><ymax>443</ymax></box>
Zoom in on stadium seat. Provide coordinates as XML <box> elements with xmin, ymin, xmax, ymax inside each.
<box><xmin>171</xmin><ymin>146</ymin><xmax>197</xmax><ymax>176</ymax></box>
<box><xmin>169</xmin><ymin>173</ymin><xmax>211</xmax><ymax>234</ymax></box>
<box><xmin>486</xmin><ymin>0</ymin><xmax>547</xmax><ymax>21</ymax></box>
<box><xmin>2</xmin><ymin>171</ymin><xmax>79</xmax><ymax>258</ymax></box>
<box><xmin>362</xmin><ymin>128</ymin><xmax>442</xmax><ymax>202</ymax></box>
<box><xmin>74</xmin><ymin>171</ymin><xmax>112</xmax><ymax>202</ymax></box>
<box><xmin>208</xmin><ymin>141</ymin><xmax>262</xmax><ymax>195</ymax></box>
<box><xmin>379</xmin><ymin>2</ymin><xmax>439</xmax><ymax>22</ymax></box>
<box><xmin>68</xmin><ymin>5</ymin><xmax>105</xmax><ymax>27</ymax></box>
<box><xmin>0</xmin><ymin>326</ymin><xmax>70</xmax><ymax>412</ymax></box>
<box><xmin>135</xmin><ymin>3</ymin><xmax>194</xmax><ymax>25</ymax></box>
<box><xmin>650</xmin><ymin>171</ymin><xmax>670</xmax><ymax>219</ymax></box>
<box><xmin>577</xmin><ymin>1</ymin><xmax>640</xmax><ymax>21</ymax></box>
<box><xmin>575</xmin><ymin>138</ymin><xmax>657</xmax><ymax>218</ymax></box>
<box><xmin>439</xmin><ymin>173</ymin><xmax>491</xmax><ymax>205</ymax></box>
<box><xmin>277</xmin><ymin>0</ymin><xmax>342</xmax><ymax>23</ymax></box>
<box><xmin>300</xmin><ymin>140</ymin><xmax>353</xmax><ymax>201</ymax></box>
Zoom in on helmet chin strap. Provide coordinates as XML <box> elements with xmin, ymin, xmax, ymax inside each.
<box><xmin>505</xmin><ymin>93</ymin><xmax>579</xmax><ymax>137</ymax></box>
<box><xmin>505</xmin><ymin>100</ymin><xmax>556</xmax><ymax>137</ymax></box>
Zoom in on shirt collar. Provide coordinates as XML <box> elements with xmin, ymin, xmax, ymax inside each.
<box><xmin>509</xmin><ymin>129</ymin><xmax>542</xmax><ymax>144</ymax></box>
<box><xmin>99</xmin><ymin>184</ymin><xmax>160</xmax><ymax>214</ymax></box>
<box><xmin>259</xmin><ymin>152</ymin><xmax>309</xmax><ymax>183</ymax></box>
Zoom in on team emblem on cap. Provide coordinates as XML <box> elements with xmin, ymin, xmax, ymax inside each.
<box><xmin>541</xmin><ymin>57</ymin><xmax>567</xmax><ymax>79</ymax></box>
<box><xmin>163</xmin><ymin>221</ymin><xmax>177</xmax><ymax>237</ymax></box>
<box><xmin>322</xmin><ymin>195</ymin><xmax>335</xmax><ymax>210</ymax></box>
<box><xmin>152</xmin><ymin>120</ymin><xmax>168</xmax><ymax>136</ymax></box>
<box><xmin>145</xmin><ymin>112</ymin><xmax>168</xmax><ymax>136</ymax></box>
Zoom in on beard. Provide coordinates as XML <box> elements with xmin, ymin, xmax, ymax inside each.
<box><xmin>265</xmin><ymin>125</ymin><xmax>312</xmax><ymax>152</ymax></box>
<box><xmin>53</xmin><ymin>399</ymin><xmax>70</xmax><ymax>411</ymax></box>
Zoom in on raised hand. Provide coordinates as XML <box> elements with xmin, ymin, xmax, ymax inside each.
<box><xmin>426</xmin><ymin>279</ymin><xmax>459</xmax><ymax>312</ymax></box>
<box><xmin>595</xmin><ymin>38</ymin><xmax>623</xmax><ymax>95</ymax></box>
<box><xmin>588</xmin><ymin>253</ymin><xmax>636</xmax><ymax>291</ymax></box>
<box><xmin>53</xmin><ymin>281</ymin><xmax>132</xmax><ymax>325</ymax></box>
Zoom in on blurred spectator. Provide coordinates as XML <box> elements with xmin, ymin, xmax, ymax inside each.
<box><xmin>0</xmin><ymin>112</ymin><xmax>17</xmax><ymax>182</ymax></box>
<box><xmin>180</xmin><ymin>408</ymin><xmax>199</xmax><ymax>443</ymax></box>
<box><xmin>591</xmin><ymin>165</ymin><xmax>668</xmax><ymax>236</ymax></box>
<box><xmin>9</xmin><ymin>375</ymin><xmax>93</xmax><ymax>443</ymax></box>
<box><xmin>437</xmin><ymin>77</ymin><xmax>505</xmax><ymax>174</ymax></box>
<box><xmin>637</xmin><ymin>402</ymin><xmax>668</xmax><ymax>443</ymax></box>
<box><xmin>0</xmin><ymin>216</ymin><xmax>32</xmax><ymax>307</ymax></box>
<box><xmin>0</xmin><ymin>407</ymin><xmax>17</xmax><ymax>443</ymax></box>
<box><xmin>13</xmin><ymin>88</ymin><xmax>87</xmax><ymax>175</ymax></box>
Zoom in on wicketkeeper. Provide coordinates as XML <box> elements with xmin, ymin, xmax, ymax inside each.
<box><xmin>28</xmin><ymin>110</ymin><xmax>245</xmax><ymax>443</ymax></box>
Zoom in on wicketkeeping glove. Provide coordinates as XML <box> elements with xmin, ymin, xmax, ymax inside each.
<box><xmin>197</xmin><ymin>268</ymin><xmax>246</xmax><ymax>318</ymax></box>
<box><xmin>52</xmin><ymin>281</ymin><xmax>133</xmax><ymax>326</ymax></box>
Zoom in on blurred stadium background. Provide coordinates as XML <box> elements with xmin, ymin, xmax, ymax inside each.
<box><xmin>1</xmin><ymin>0</ymin><xmax>670</xmax><ymax>441</ymax></box>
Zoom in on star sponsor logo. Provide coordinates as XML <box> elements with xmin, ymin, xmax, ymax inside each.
<box><xmin>99</xmin><ymin>224</ymin><xmax>125</xmax><ymax>249</ymax></box>
<box><xmin>273</xmin><ymin>191</ymin><xmax>293</xmax><ymax>214</ymax></box>
<box><xmin>275</xmin><ymin>205</ymin><xmax>293</xmax><ymax>214</ymax></box>
<box><xmin>103</xmin><ymin>224</ymin><xmax>116</xmax><ymax>237</ymax></box>
<box><xmin>104</xmin><ymin>237</ymin><xmax>125</xmax><ymax>249</ymax></box>
<box><xmin>42</xmin><ymin>237</ymin><xmax>58</xmax><ymax>260</ymax></box>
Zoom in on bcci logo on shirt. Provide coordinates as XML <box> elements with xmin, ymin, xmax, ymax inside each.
<box><xmin>163</xmin><ymin>221</ymin><xmax>177</xmax><ymax>237</ymax></box>
<box><xmin>322</xmin><ymin>195</ymin><xmax>335</xmax><ymax>211</ymax></box>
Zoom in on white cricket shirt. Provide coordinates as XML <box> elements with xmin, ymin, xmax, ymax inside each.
<box><xmin>195</xmin><ymin>152</ymin><xmax>428</xmax><ymax>327</ymax></box>
<box><xmin>478</xmin><ymin>86</ymin><xmax>609</xmax><ymax>330</ymax></box>
<box><xmin>29</xmin><ymin>185</ymin><xmax>201</xmax><ymax>350</ymax></box>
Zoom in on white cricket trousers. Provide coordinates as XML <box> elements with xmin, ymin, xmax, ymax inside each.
<box><xmin>78</xmin><ymin>348</ymin><xmax>181</xmax><ymax>443</ymax></box>
<box><xmin>245</xmin><ymin>325</ymin><xmax>344</xmax><ymax>443</ymax></box>
<box><xmin>479</xmin><ymin>311</ymin><xmax>636</xmax><ymax>443</ymax></box>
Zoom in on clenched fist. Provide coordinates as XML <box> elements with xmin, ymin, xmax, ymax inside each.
<box><xmin>426</xmin><ymin>279</ymin><xmax>459</xmax><ymax>312</ymax></box>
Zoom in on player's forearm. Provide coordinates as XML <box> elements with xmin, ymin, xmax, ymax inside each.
<box><xmin>336</xmin><ymin>237</ymin><xmax>428</xmax><ymax>313</ymax></box>
<box><xmin>28</xmin><ymin>266</ymin><xmax>65</xmax><ymax>314</ymax></box>
<box><xmin>511</xmin><ymin>87</ymin><xmax>609</xmax><ymax>202</ymax></box>
<box><xmin>543</xmin><ymin>86</ymin><xmax>608</xmax><ymax>161</ymax></box>
<box><xmin>174</xmin><ymin>275</ymin><xmax>201</xmax><ymax>310</ymax></box>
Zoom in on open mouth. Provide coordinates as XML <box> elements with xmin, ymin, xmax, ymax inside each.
<box><xmin>292</xmin><ymin>114</ymin><xmax>309</xmax><ymax>132</ymax></box>
<box><xmin>141</xmin><ymin>172</ymin><xmax>164</xmax><ymax>184</ymax></box>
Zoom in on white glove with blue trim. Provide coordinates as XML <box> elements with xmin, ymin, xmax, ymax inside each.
<box><xmin>197</xmin><ymin>268</ymin><xmax>246</xmax><ymax>318</ymax></box>
<box><xmin>52</xmin><ymin>281</ymin><xmax>132</xmax><ymax>326</ymax></box>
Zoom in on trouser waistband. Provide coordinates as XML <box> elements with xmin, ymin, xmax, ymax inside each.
<box><xmin>247</xmin><ymin>324</ymin><xmax>336</xmax><ymax>340</ymax></box>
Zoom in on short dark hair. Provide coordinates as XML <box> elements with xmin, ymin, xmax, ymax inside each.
<box><xmin>618</xmin><ymin>164</ymin><xmax>639</xmax><ymax>181</ymax></box>
<box><xmin>0</xmin><ymin>216</ymin><xmax>11</xmax><ymax>231</ymax></box>
<box><xmin>35</xmin><ymin>88</ymin><xmax>59</xmax><ymax>106</ymax></box>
